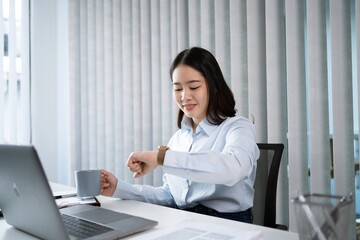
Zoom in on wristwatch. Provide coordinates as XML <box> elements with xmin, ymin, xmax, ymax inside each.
<box><xmin>157</xmin><ymin>146</ymin><xmax>169</xmax><ymax>165</ymax></box>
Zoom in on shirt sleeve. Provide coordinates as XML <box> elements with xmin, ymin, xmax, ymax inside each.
<box><xmin>112</xmin><ymin>175</ymin><xmax>177</xmax><ymax>207</ymax></box>
<box><xmin>163</xmin><ymin>118</ymin><xmax>259</xmax><ymax>186</ymax></box>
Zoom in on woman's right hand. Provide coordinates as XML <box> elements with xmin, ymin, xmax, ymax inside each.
<box><xmin>100</xmin><ymin>169</ymin><xmax>118</xmax><ymax>197</ymax></box>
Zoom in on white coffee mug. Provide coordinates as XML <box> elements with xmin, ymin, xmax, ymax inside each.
<box><xmin>75</xmin><ymin>169</ymin><xmax>101</xmax><ymax>199</ymax></box>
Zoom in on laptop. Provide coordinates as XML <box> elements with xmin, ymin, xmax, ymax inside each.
<box><xmin>0</xmin><ymin>144</ymin><xmax>158</xmax><ymax>239</ymax></box>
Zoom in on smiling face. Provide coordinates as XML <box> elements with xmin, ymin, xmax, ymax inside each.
<box><xmin>172</xmin><ymin>64</ymin><xmax>209</xmax><ymax>130</ymax></box>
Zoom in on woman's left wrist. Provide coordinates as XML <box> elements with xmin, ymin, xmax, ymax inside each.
<box><xmin>157</xmin><ymin>146</ymin><xmax>169</xmax><ymax>165</ymax></box>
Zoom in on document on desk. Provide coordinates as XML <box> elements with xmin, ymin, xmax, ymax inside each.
<box><xmin>131</xmin><ymin>220</ymin><xmax>263</xmax><ymax>240</ymax></box>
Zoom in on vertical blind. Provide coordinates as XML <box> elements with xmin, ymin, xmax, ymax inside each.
<box><xmin>68</xmin><ymin>0</ymin><xmax>358</xmax><ymax>236</ymax></box>
<box><xmin>0</xmin><ymin>0</ymin><xmax>30</xmax><ymax>144</ymax></box>
<box><xmin>285</xmin><ymin>0</ymin><xmax>310</xmax><ymax>229</ymax></box>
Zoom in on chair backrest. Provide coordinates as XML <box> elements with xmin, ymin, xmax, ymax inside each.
<box><xmin>253</xmin><ymin>143</ymin><xmax>284</xmax><ymax>228</ymax></box>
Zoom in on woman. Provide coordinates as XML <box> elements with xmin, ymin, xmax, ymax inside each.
<box><xmin>101</xmin><ymin>47</ymin><xmax>259</xmax><ymax>223</ymax></box>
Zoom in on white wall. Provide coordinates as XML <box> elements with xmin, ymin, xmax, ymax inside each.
<box><xmin>31</xmin><ymin>0</ymin><xmax>70</xmax><ymax>184</ymax></box>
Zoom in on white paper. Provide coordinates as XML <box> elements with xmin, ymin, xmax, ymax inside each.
<box><xmin>131</xmin><ymin>221</ymin><xmax>263</xmax><ymax>240</ymax></box>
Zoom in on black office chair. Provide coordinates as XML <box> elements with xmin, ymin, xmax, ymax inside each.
<box><xmin>253</xmin><ymin>143</ymin><xmax>288</xmax><ymax>230</ymax></box>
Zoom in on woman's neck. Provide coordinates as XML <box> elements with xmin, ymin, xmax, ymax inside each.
<box><xmin>191</xmin><ymin>117</ymin><xmax>204</xmax><ymax>132</ymax></box>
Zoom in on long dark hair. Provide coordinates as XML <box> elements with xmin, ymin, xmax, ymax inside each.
<box><xmin>170</xmin><ymin>47</ymin><xmax>236</xmax><ymax>128</ymax></box>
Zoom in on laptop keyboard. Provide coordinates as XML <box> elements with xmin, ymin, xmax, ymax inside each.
<box><xmin>62</xmin><ymin>213</ymin><xmax>113</xmax><ymax>239</ymax></box>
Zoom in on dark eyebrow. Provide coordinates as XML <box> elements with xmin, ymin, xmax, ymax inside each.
<box><xmin>173</xmin><ymin>80</ymin><xmax>202</xmax><ymax>85</ymax></box>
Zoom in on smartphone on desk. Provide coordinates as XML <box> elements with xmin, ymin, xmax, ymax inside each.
<box><xmin>56</xmin><ymin>196</ymin><xmax>100</xmax><ymax>209</ymax></box>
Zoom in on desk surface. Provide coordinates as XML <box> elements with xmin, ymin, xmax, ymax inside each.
<box><xmin>0</xmin><ymin>183</ymin><xmax>299</xmax><ymax>240</ymax></box>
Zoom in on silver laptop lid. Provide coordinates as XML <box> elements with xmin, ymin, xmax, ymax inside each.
<box><xmin>0</xmin><ymin>144</ymin><xmax>69</xmax><ymax>239</ymax></box>
<box><xmin>0</xmin><ymin>144</ymin><xmax>158</xmax><ymax>240</ymax></box>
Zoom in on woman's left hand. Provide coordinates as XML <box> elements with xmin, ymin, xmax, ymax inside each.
<box><xmin>127</xmin><ymin>150</ymin><xmax>158</xmax><ymax>178</ymax></box>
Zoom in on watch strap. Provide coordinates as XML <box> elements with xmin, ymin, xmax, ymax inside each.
<box><xmin>157</xmin><ymin>146</ymin><xmax>169</xmax><ymax>165</ymax></box>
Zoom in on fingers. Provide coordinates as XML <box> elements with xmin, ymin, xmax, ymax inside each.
<box><xmin>101</xmin><ymin>183</ymin><xmax>110</xmax><ymax>193</ymax></box>
<box><xmin>100</xmin><ymin>170</ymin><xmax>110</xmax><ymax>185</ymax></box>
<box><xmin>101</xmin><ymin>169</ymin><xmax>111</xmax><ymax>177</ymax></box>
<box><xmin>129</xmin><ymin>162</ymin><xmax>142</xmax><ymax>173</ymax></box>
<box><xmin>100</xmin><ymin>169</ymin><xmax>118</xmax><ymax>196</ymax></box>
<box><xmin>100</xmin><ymin>174</ymin><xmax>110</xmax><ymax>193</ymax></box>
<box><xmin>127</xmin><ymin>153</ymin><xmax>144</xmax><ymax>177</ymax></box>
<box><xmin>129</xmin><ymin>164</ymin><xmax>143</xmax><ymax>178</ymax></box>
<box><xmin>133</xmin><ymin>171</ymin><xmax>145</xmax><ymax>179</ymax></box>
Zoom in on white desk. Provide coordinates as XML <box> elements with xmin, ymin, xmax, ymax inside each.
<box><xmin>0</xmin><ymin>183</ymin><xmax>299</xmax><ymax>240</ymax></box>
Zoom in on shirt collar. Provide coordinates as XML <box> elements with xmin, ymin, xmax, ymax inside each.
<box><xmin>181</xmin><ymin>117</ymin><xmax>219</xmax><ymax>136</ymax></box>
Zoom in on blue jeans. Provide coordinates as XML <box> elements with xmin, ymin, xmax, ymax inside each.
<box><xmin>184</xmin><ymin>205</ymin><xmax>253</xmax><ymax>223</ymax></box>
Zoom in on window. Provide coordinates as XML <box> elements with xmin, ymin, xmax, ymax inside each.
<box><xmin>0</xmin><ymin>0</ymin><xmax>30</xmax><ymax>144</ymax></box>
